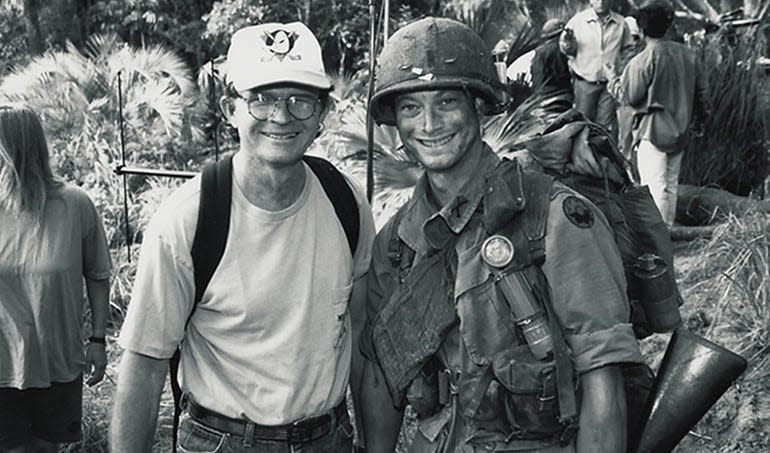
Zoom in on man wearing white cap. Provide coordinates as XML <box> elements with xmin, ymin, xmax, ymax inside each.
<box><xmin>110</xmin><ymin>22</ymin><xmax>375</xmax><ymax>453</ymax></box>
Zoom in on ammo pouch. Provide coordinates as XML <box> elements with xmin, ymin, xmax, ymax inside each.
<box><xmin>492</xmin><ymin>345</ymin><xmax>564</xmax><ymax>439</ymax></box>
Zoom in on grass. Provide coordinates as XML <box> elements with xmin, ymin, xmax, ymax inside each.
<box><xmin>680</xmin><ymin>29</ymin><xmax>770</xmax><ymax>197</ymax></box>
<box><xmin>643</xmin><ymin>212</ymin><xmax>770</xmax><ymax>452</ymax></box>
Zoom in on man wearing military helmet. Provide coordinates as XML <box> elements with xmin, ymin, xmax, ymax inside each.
<box><xmin>359</xmin><ymin>17</ymin><xmax>644</xmax><ymax>453</ymax></box>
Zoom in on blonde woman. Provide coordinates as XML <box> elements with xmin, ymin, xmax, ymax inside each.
<box><xmin>0</xmin><ymin>105</ymin><xmax>111</xmax><ymax>453</ymax></box>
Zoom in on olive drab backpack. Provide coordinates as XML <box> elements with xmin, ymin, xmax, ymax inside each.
<box><xmin>521</xmin><ymin>109</ymin><xmax>684</xmax><ymax>441</ymax></box>
<box><xmin>169</xmin><ymin>154</ymin><xmax>360</xmax><ymax>451</ymax></box>
<box><xmin>522</xmin><ymin>109</ymin><xmax>683</xmax><ymax>339</ymax></box>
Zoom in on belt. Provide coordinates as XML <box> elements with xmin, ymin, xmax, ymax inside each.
<box><xmin>186</xmin><ymin>399</ymin><xmax>347</xmax><ymax>443</ymax></box>
<box><xmin>573</xmin><ymin>72</ymin><xmax>607</xmax><ymax>85</ymax></box>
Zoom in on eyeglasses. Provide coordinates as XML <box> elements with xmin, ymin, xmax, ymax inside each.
<box><xmin>241</xmin><ymin>94</ymin><xmax>321</xmax><ymax>121</ymax></box>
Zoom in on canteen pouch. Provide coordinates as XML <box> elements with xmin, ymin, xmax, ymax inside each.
<box><xmin>491</xmin><ymin>346</ymin><xmax>565</xmax><ymax>439</ymax></box>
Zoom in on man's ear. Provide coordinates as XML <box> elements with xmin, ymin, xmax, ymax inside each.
<box><xmin>318</xmin><ymin>97</ymin><xmax>332</xmax><ymax>124</ymax></box>
<box><xmin>474</xmin><ymin>97</ymin><xmax>485</xmax><ymax>116</ymax></box>
<box><xmin>220</xmin><ymin>96</ymin><xmax>236</xmax><ymax>125</ymax></box>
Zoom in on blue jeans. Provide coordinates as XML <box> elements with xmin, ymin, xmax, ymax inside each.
<box><xmin>176</xmin><ymin>412</ymin><xmax>354</xmax><ymax>453</ymax></box>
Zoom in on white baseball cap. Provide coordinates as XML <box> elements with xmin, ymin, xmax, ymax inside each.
<box><xmin>225</xmin><ymin>22</ymin><xmax>332</xmax><ymax>92</ymax></box>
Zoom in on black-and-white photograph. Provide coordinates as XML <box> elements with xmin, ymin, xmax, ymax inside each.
<box><xmin>1</xmin><ymin>1</ymin><xmax>768</xmax><ymax>452</ymax></box>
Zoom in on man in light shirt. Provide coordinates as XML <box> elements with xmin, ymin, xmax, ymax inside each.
<box><xmin>110</xmin><ymin>22</ymin><xmax>375</xmax><ymax>453</ymax></box>
<box><xmin>560</xmin><ymin>0</ymin><xmax>635</xmax><ymax>139</ymax></box>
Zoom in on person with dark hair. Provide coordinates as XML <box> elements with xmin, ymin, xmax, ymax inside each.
<box><xmin>360</xmin><ymin>17</ymin><xmax>644</xmax><ymax>453</ymax></box>
<box><xmin>616</xmin><ymin>0</ymin><xmax>709</xmax><ymax>226</ymax></box>
<box><xmin>531</xmin><ymin>18</ymin><xmax>573</xmax><ymax>105</ymax></box>
<box><xmin>608</xmin><ymin>16</ymin><xmax>646</xmax><ymax>173</ymax></box>
<box><xmin>0</xmin><ymin>105</ymin><xmax>111</xmax><ymax>453</ymax></box>
<box><xmin>110</xmin><ymin>22</ymin><xmax>375</xmax><ymax>452</ymax></box>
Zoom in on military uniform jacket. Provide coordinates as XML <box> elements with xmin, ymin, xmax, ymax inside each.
<box><xmin>360</xmin><ymin>145</ymin><xmax>643</xmax><ymax>451</ymax></box>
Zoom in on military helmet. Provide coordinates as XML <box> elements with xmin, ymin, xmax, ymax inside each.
<box><xmin>370</xmin><ymin>17</ymin><xmax>506</xmax><ymax>126</ymax></box>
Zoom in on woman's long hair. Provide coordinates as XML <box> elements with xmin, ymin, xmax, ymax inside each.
<box><xmin>0</xmin><ymin>105</ymin><xmax>60</xmax><ymax>218</ymax></box>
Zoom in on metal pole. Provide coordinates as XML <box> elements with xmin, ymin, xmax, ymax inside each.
<box><xmin>383</xmin><ymin>0</ymin><xmax>390</xmax><ymax>41</ymax></box>
<box><xmin>118</xmin><ymin>71</ymin><xmax>131</xmax><ymax>263</ymax></box>
<box><xmin>115</xmin><ymin>166</ymin><xmax>197</xmax><ymax>179</ymax></box>
<box><xmin>210</xmin><ymin>59</ymin><xmax>220</xmax><ymax>162</ymax></box>
<box><xmin>365</xmin><ymin>0</ymin><xmax>378</xmax><ymax>202</ymax></box>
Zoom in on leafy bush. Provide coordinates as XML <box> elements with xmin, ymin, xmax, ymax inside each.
<box><xmin>202</xmin><ymin>0</ymin><xmax>302</xmax><ymax>55</ymax></box>
<box><xmin>681</xmin><ymin>29</ymin><xmax>770</xmax><ymax>196</ymax></box>
<box><xmin>0</xmin><ymin>33</ymin><xmax>209</xmax><ymax>249</ymax></box>
<box><xmin>0</xmin><ymin>3</ymin><xmax>28</xmax><ymax>77</ymax></box>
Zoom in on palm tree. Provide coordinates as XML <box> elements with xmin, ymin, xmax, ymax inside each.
<box><xmin>0</xmin><ymin>33</ymin><xmax>200</xmax><ymax>145</ymax></box>
<box><xmin>0</xmin><ymin>33</ymin><xmax>204</xmax><ymax>245</ymax></box>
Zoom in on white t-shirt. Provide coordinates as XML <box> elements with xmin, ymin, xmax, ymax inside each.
<box><xmin>118</xmin><ymin>161</ymin><xmax>375</xmax><ymax>424</ymax></box>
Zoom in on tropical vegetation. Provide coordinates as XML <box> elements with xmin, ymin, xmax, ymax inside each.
<box><xmin>0</xmin><ymin>1</ymin><xmax>769</xmax><ymax>452</ymax></box>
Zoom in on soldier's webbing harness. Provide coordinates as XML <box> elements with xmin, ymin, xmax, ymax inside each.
<box><xmin>372</xmin><ymin>217</ymin><xmax>461</xmax><ymax>402</ymax></box>
<box><xmin>373</xmin><ymin>158</ymin><xmax>578</xmax><ymax>441</ymax></box>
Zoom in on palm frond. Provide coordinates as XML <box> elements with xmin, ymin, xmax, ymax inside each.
<box><xmin>325</xmin><ymin>101</ymin><xmax>404</xmax><ymax>162</ymax></box>
<box><xmin>443</xmin><ymin>0</ymin><xmax>530</xmax><ymax>50</ymax></box>
<box><xmin>483</xmin><ymin>89</ymin><xmax>573</xmax><ymax>156</ymax></box>
<box><xmin>111</xmin><ymin>45</ymin><xmax>196</xmax><ymax>100</ymax></box>
<box><xmin>127</xmin><ymin>80</ymin><xmax>187</xmax><ymax>135</ymax></box>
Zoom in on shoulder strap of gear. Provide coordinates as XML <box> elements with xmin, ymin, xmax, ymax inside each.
<box><xmin>303</xmin><ymin>155</ymin><xmax>360</xmax><ymax>256</ymax></box>
<box><xmin>509</xmin><ymin>167</ymin><xmax>580</xmax><ymax>435</ymax></box>
<box><xmin>172</xmin><ymin>153</ymin><xmax>233</xmax><ymax>452</ymax></box>
<box><xmin>518</xmin><ymin>169</ymin><xmax>554</xmax><ymax>266</ymax></box>
<box><xmin>191</xmin><ymin>154</ymin><xmax>234</xmax><ymax>311</ymax></box>
<box><xmin>386</xmin><ymin>206</ymin><xmax>415</xmax><ymax>283</ymax></box>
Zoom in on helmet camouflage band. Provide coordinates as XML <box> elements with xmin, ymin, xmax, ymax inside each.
<box><xmin>370</xmin><ymin>17</ymin><xmax>506</xmax><ymax>126</ymax></box>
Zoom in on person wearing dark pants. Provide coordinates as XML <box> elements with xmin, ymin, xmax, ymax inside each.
<box><xmin>560</xmin><ymin>0</ymin><xmax>635</xmax><ymax>139</ymax></box>
<box><xmin>0</xmin><ymin>105</ymin><xmax>111</xmax><ymax>453</ymax></box>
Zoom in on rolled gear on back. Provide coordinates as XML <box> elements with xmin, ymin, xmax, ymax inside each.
<box><xmin>523</xmin><ymin>109</ymin><xmax>683</xmax><ymax>339</ymax></box>
<box><xmin>369</xmin><ymin>17</ymin><xmax>507</xmax><ymax>126</ymax></box>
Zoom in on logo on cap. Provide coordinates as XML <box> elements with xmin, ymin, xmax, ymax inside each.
<box><xmin>263</xmin><ymin>29</ymin><xmax>299</xmax><ymax>60</ymax></box>
<box><xmin>481</xmin><ymin>235</ymin><xmax>514</xmax><ymax>268</ymax></box>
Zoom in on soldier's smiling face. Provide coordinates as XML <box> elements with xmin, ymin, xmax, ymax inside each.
<box><xmin>393</xmin><ymin>89</ymin><xmax>483</xmax><ymax>173</ymax></box>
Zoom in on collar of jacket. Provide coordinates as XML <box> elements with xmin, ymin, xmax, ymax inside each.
<box><xmin>397</xmin><ymin>143</ymin><xmax>500</xmax><ymax>254</ymax></box>
<box><xmin>585</xmin><ymin>8</ymin><xmax>622</xmax><ymax>26</ymax></box>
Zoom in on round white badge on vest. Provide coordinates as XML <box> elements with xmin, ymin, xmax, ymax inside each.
<box><xmin>481</xmin><ymin>235</ymin><xmax>514</xmax><ymax>268</ymax></box>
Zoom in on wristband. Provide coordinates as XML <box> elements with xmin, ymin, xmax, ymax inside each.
<box><xmin>89</xmin><ymin>336</ymin><xmax>106</xmax><ymax>345</ymax></box>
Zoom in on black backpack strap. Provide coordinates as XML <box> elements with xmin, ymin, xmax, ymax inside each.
<box><xmin>191</xmin><ymin>154</ymin><xmax>234</xmax><ymax>307</ymax></box>
<box><xmin>303</xmin><ymin>155</ymin><xmax>360</xmax><ymax>256</ymax></box>
<box><xmin>520</xmin><ymin>170</ymin><xmax>554</xmax><ymax>266</ymax></box>
<box><xmin>171</xmin><ymin>154</ymin><xmax>233</xmax><ymax>451</ymax></box>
